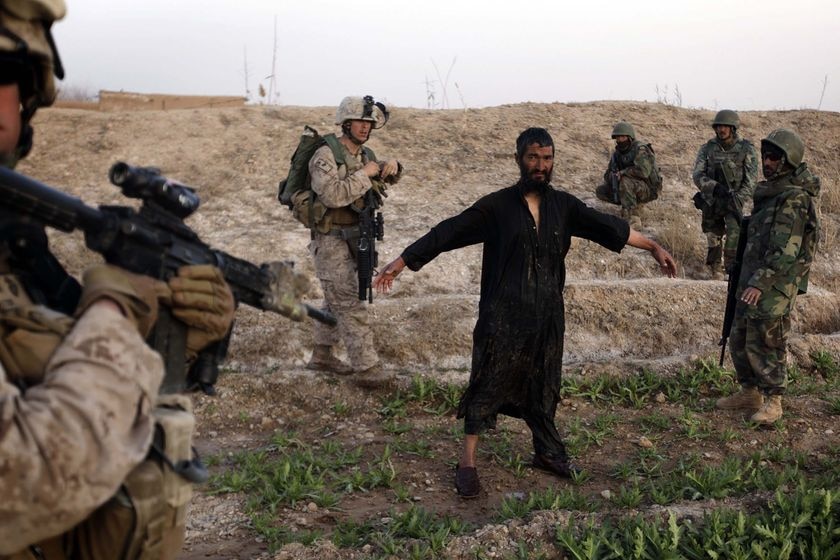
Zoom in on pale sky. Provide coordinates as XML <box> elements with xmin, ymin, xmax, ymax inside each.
<box><xmin>54</xmin><ymin>0</ymin><xmax>840</xmax><ymax>112</ymax></box>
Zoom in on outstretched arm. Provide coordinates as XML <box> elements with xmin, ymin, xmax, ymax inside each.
<box><xmin>374</xmin><ymin>256</ymin><xmax>406</xmax><ymax>293</ymax></box>
<box><xmin>627</xmin><ymin>229</ymin><xmax>677</xmax><ymax>277</ymax></box>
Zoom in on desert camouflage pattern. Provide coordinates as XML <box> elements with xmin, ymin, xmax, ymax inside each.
<box><xmin>595</xmin><ymin>140</ymin><xmax>659</xmax><ymax>209</ymax></box>
<box><xmin>0</xmin><ymin>304</ymin><xmax>164</xmax><ymax>554</ymax></box>
<box><xmin>729</xmin><ymin>162</ymin><xmax>820</xmax><ymax>395</ymax></box>
<box><xmin>309</xmin><ymin>143</ymin><xmax>374</xmax><ymax>215</ymax></box>
<box><xmin>308</xmin><ymin>143</ymin><xmax>392</xmax><ymax>372</ymax></box>
<box><xmin>692</xmin><ymin>136</ymin><xmax>759</xmax><ymax>267</ymax></box>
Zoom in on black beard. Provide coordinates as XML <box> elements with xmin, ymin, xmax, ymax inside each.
<box><xmin>518</xmin><ymin>166</ymin><xmax>552</xmax><ymax>194</ymax></box>
<box><xmin>616</xmin><ymin>140</ymin><xmax>632</xmax><ymax>152</ymax></box>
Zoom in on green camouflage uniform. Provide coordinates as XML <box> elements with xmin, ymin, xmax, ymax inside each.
<box><xmin>692</xmin><ymin>136</ymin><xmax>759</xmax><ymax>269</ymax></box>
<box><xmin>595</xmin><ymin>140</ymin><xmax>661</xmax><ymax>211</ymax></box>
<box><xmin>730</xmin><ymin>163</ymin><xmax>820</xmax><ymax>395</ymax></box>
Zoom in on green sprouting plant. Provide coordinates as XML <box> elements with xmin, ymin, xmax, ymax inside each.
<box><xmin>382</xmin><ymin>417</ymin><xmax>413</xmax><ymax>435</ymax></box>
<box><xmin>392</xmin><ymin>437</ymin><xmax>435</xmax><ymax>458</ymax></box>
<box><xmin>811</xmin><ymin>350</ymin><xmax>840</xmax><ymax>381</ymax></box>
<box><xmin>679</xmin><ymin>410</ymin><xmax>713</xmax><ymax>440</ymax></box>
<box><xmin>502</xmin><ymin>452</ymin><xmax>529</xmax><ymax>478</ymax></box>
<box><xmin>638</xmin><ymin>411</ymin><xmax>672</xmax><ymax>433</ymax></box>
<box><xmin>331</xmin><ymin>400</ymin><xmax>350</xmax><ymax>416</ymax></box>
<box><xmin>498</xmin><ymin>486</ymin><xmax>591</xmax><ymax>520</ymax></box>
<box><xmin>826</xmin><ymin>396</ymin><xmax>840</xmax><ymax>416</ymax></box>
<box><xmin>614</xmin><ymin>481</ymin><xmax>644</xmax><ymax>508</ymax></box>
<box><xmin>391</xmin><ymin>484</ymin><xmax>412</xmax><ymax>503</ymax></box>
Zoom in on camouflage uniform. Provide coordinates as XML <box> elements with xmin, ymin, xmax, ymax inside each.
<box><xmin>595</xmin><ymin>140</ymin><xmax>661</xmax><ymax>212</ymax></box>
<box><xmin>730</xmin><ymin>162</ymin><xmax>820</xmax><ymax>395</ymax></box>
<box><xmin>0</xmin><ymin>280</ymin><xmax>164</xmax><ymax>555</ymax></box>
<box><xmin>308</xmin><ymin>143</ymin><xmax>398</xmax><ymax>371</ymax></box>
<box><xmin>692</xmin><ymin>135</ymin><xmax>758</xmax><ymax>270</ymax></box>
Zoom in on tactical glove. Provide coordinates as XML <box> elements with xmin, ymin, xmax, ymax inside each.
<box><xmin>713</xmin><ymin>182</ymin><xmax>729</xmax><ymax>198</ymax></box>
<box><xmin>167</xmin><ymin>265</ymin><xmax>235</xmax><ymax>360</ymax></box>
<box><xmin>692</xmin><ymin>192</ymin><xmax>706</xmax><ymax>210</ymax></box>
<box><xmin>77</xmin><ymin>265</ymin><xmax>169</xmax><ymax>337</ymax></box>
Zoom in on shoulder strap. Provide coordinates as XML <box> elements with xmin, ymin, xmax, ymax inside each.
<box><xmin>322</xmin><ymin>134</ymin><xmax>345</xmax><ymax>167</ymax></box>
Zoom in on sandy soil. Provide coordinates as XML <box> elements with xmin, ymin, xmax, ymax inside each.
<box><xmin>18</xmin><ymin>101</ymin><xmax>840</xmax><ymax>558</ymax></box>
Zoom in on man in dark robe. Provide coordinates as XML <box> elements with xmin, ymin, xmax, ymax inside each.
<box><xmin>374</xmin><ymin>128</ymin><xmax>677</xmax><ymax>498</ymax></box>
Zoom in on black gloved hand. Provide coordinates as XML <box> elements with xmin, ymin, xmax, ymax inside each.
<box><xmin>692</xmin><ymin>192</ymin><xmax>706</xmax><ymax>210</ymax></box>
<box><xmin>713</xmin><ymin>182</ymin><xmax>729</xmax><ymax>198</ymax></box>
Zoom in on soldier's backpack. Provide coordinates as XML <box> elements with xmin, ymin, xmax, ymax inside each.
<box><xmin>276</xmin><ymin>126</ymin><xmax>375</xmax><ymax>230</ymax></box>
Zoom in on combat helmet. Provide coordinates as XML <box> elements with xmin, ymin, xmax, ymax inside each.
<box><xmin>712</xmin><ymin>109</ymin><xmax>740</xmax><ymax>129</ymax></box>
<box><xmin>0</xmin><ymin>0</ymin><xmax>66</xmax><ymax>163</ymax></box>
<box><xmin>761</xmin><ymin>128</ymin><xmax>805</xmax><ymax>167</ymax></box>
<box><xmin>335</xmin><ymin>95</ymin><xmax>390</xmax><ymax>129</ymax></box>
<box><xmin>611</xmin><ymin>122</ymin><xmax>636</xmax><ymax>139</ymax></box>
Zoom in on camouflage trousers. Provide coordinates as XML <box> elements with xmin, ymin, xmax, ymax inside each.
<box><xmin>309</xmin><ymin>233</ymin><xmax>379</xmax><ymax>371</ymax></box>
<box><xmin>701</xmin><ymin>200</ymin><xmax>741</xmax><ymax>270</ymax></box>
<box><xmin>595</xmin><ymin>177</ymin><xmax>656</xmax><ymax>211</ymax></box>
<box><xmin>730</xmin><ymin>312</ymin><xmax>790</xmax><ymax>396</ymax></box>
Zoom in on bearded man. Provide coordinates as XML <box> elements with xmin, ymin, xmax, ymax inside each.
<box><xmin>374</xmin><ymin>127</ymin><xmax>676</xmax><ymax>498</ymax></box>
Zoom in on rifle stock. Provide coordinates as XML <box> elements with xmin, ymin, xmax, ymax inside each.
<box><xmin>0</xmin><ymin>164</ymin><xmax>335</xmax><ymax>393</ymax></box>
<box><xmin>718</xmin><ymin>216</ymin><xmax>750</xmax><ymax>366</ymax></box>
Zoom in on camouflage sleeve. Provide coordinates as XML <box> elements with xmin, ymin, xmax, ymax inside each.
<box><xmin>624</xmin><ymin>145</ymin><xmax>654</xmax><ymax>181</ymax></box>
<box><xmin>0</xmin><ymin>306</ymin><xmax>163</xmax><ymax>554</ymax></box>
<box><xmin>746</xmin><ymin>192</ymin><xmax>810</xmax><ymax>294</ymax></box>
<box><xmin>309</xmin><ymin>145</ymin><xmax>373</xmax><ymax>208</ymax></box>
<box><xmin>734</xmin><ymin>142</ymin><xmax>759</xmax><ymax>206</ymax></box>
<box><xmin>692</xmin><ymin>143</ymin><xmax>717</xmax><ymax>198</ymax></box>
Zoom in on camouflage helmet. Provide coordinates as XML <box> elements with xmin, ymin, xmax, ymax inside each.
<box><xmin>712</xmin><ymin>109</ymin><xmax>740</xmax><ymax>129</ymax></box>
<box><xmin>761</xmin><ymin>128</ymin><xmax>805</xmax><ymax>167</ymax></box>
<box><xmin>611</xmin><ymin>122</ymin><xmax>636</xmax><ymax>139</ymax></box>
<box><xmin>335</xmin><ymin>95</ymin><xmax>389</xmax><ymax>129</ymax></box>
<box><xmin>0</xmin><ymin>0</ymin><xmax>66</xmax><ymax>110</ymax></box>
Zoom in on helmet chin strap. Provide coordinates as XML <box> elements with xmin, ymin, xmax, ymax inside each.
<box><xmin>342</xmin><ymin>122</ymin><xmax>368</xmax><ymax>146</ymax></box>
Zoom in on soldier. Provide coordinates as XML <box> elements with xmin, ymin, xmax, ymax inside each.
<box><xmin>716</xmin><ymin>129</ymin><xmax>819</xmax><ymax>425</ymax></box>
<box><xmin>595</xmin><ymin>122</ymin><xmax>662</xmax><ymax>224</ymax></box>
<box><xmin>0</xmin><ymin>1</ymin><xmax>235</xmax><ymax>557</ymax></box>
<box><xmin>374</xmin><ymin>128</ymin><xmax>676</xmax><ymax>498</ymax></box>
<box><xmin>303</xmin><ymin>95</ymin><xmax>402</xmax><ymax>388</ymax></box>
<box><xmin>692</xmin><ymin>110</ymin><xmax>759</xmax><ymax>278</ymax></box>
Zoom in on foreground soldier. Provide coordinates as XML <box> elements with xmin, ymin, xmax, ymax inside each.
<box><xmin>303</xmin><ymin>95</ymin><xmax>402</xmax><ymax>388</ymax></box>
<box><xmin>692</xmin><ymin>110</ymin><xmax>758</xmax><ymax>278</ymax></box>
<box><xmin>375</xmin><ymin>128</ymin><xmax>676</xmax><ymax>498</ymax></box>
<box><xmin>595</xmin><ymin>122</ymin><xmax>662</xmax><ymax>224</ymax></box>
<box><xmin>0</xmin><ymin>1</ymin><xmax>234</xmax><ymax>556</ymax></box>
<box><xmin>716</xmin><ymin>129</ymin><xmax>819</xmax><ymax>425</ymax></box>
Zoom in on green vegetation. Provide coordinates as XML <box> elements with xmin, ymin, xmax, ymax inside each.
<box><xmin>207</xmin><ymin>358</ymin><xmax>840</xmax><ymax>556</ymax></box>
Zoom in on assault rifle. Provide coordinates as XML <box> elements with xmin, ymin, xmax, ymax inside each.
<box><xmin>718</xmin><ymin>216</ymin><xmax>750</xmax><ymax>366</ymax></box>
<box><xmin>715</xmin><ymin>161</ymin><xmax>743</xmax><ymax>221</ymax></box>
<box><xmin>0</xmin><ymin>163</ymin><xmax>336</xmax><ymax>394</ymax></box>
<box><xmin>610</xmin><ymin>171</ymin><xmax>621</xmax><ymax>205</ymax></box>
<box><xmin>357</xmin><ymin>186</ymin><xmax>384</xmax><ymax>302</ymax></box>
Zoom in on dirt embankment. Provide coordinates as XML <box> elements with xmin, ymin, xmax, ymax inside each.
<box><xmin>21</xmin><ymin>101</ymin><xmax>840</xmax><ymax>372</ymax></box>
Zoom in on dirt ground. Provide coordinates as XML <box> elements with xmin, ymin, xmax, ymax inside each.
<box><xmin>19</xmin><ymin>101</ymin><xmax>840</xmax><ymax>559</ymax></box>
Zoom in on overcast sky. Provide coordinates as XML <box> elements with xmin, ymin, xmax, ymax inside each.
<box><xmin>53</xmin><ymin>0</ymin><xmax>840</xmax><ymax>112</ymax></box>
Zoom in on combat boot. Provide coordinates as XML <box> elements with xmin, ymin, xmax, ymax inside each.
<box><xmin>306</xmin><ymin>345</ymin><xmax>352</xmax><ymax>375</ymax></box>
<box><xmin>715</xmin><ymin>386</ymin><xmax>763</xmax><ymax>411</ymax></box>
<box><xmin>353</xmin><ymin>364</ymin><xmax>396</xmax><ymax>390</ymax></box>
<box><xmin>751</xmin><ymin>395</ymin><xmax>783</xmax><ymax>425</ymax></box>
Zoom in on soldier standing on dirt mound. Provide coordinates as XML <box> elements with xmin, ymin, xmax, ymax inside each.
<box><xmin>304</xmin><ymin>95</ymin><xmax>402</xmax><ymax>389</ymax></box>
<box><xmin>0</xmin><ymin>1</ymin><xmax>235</xmax><ymax>557</ymax></box>
<box><xmin>692</xmin><ymin>110</ymin><xmax>759</xmax><ymax>279</ymax></box>
<box><xmin>374</xmin><ymin>127</ymin><xmax>677</xmax><ymax>498</ymax></box>
<box><xmin>715</xmin><ymin>129</ymin><xmax>819</xmax><ymax>426</ymax></box>
<box><xmin>595</xmin><ymin>122</ymin><xmax>663</xmax><ymax>226</ymax></box>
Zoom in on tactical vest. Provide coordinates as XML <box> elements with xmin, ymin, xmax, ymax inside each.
<box><xmin>702</xmin><ymin>138</ymin><xmax>753</xmax><ymax>190</ymax></box>
<box><xmin>609</xmin><ymin>141</ymin><xmax>663</xmax><ymax>193</ymax></box>
<box><xmin>290</xmin><ymin>138</ymin><xmax>377</xmax><ymax>234</ymax></box>
<box><xmin>0</xmin><ymin>274</ymin><xmax>196</xmax><ymax>560</ymax></box>
<box><xmin>740</xmin><ymin>166</ymin><xmax>820</xmax><ymax>317</ymax></box>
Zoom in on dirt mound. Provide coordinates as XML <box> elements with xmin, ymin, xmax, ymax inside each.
<box><xmin>20</xmin><ymin>102</ymin><xmax>840</xmax><ymax>372</ymax></box>
<box><xmin>16</xmin><ymin>102</ymin><xmax>840</xmax><ymax>558</ymax></box>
